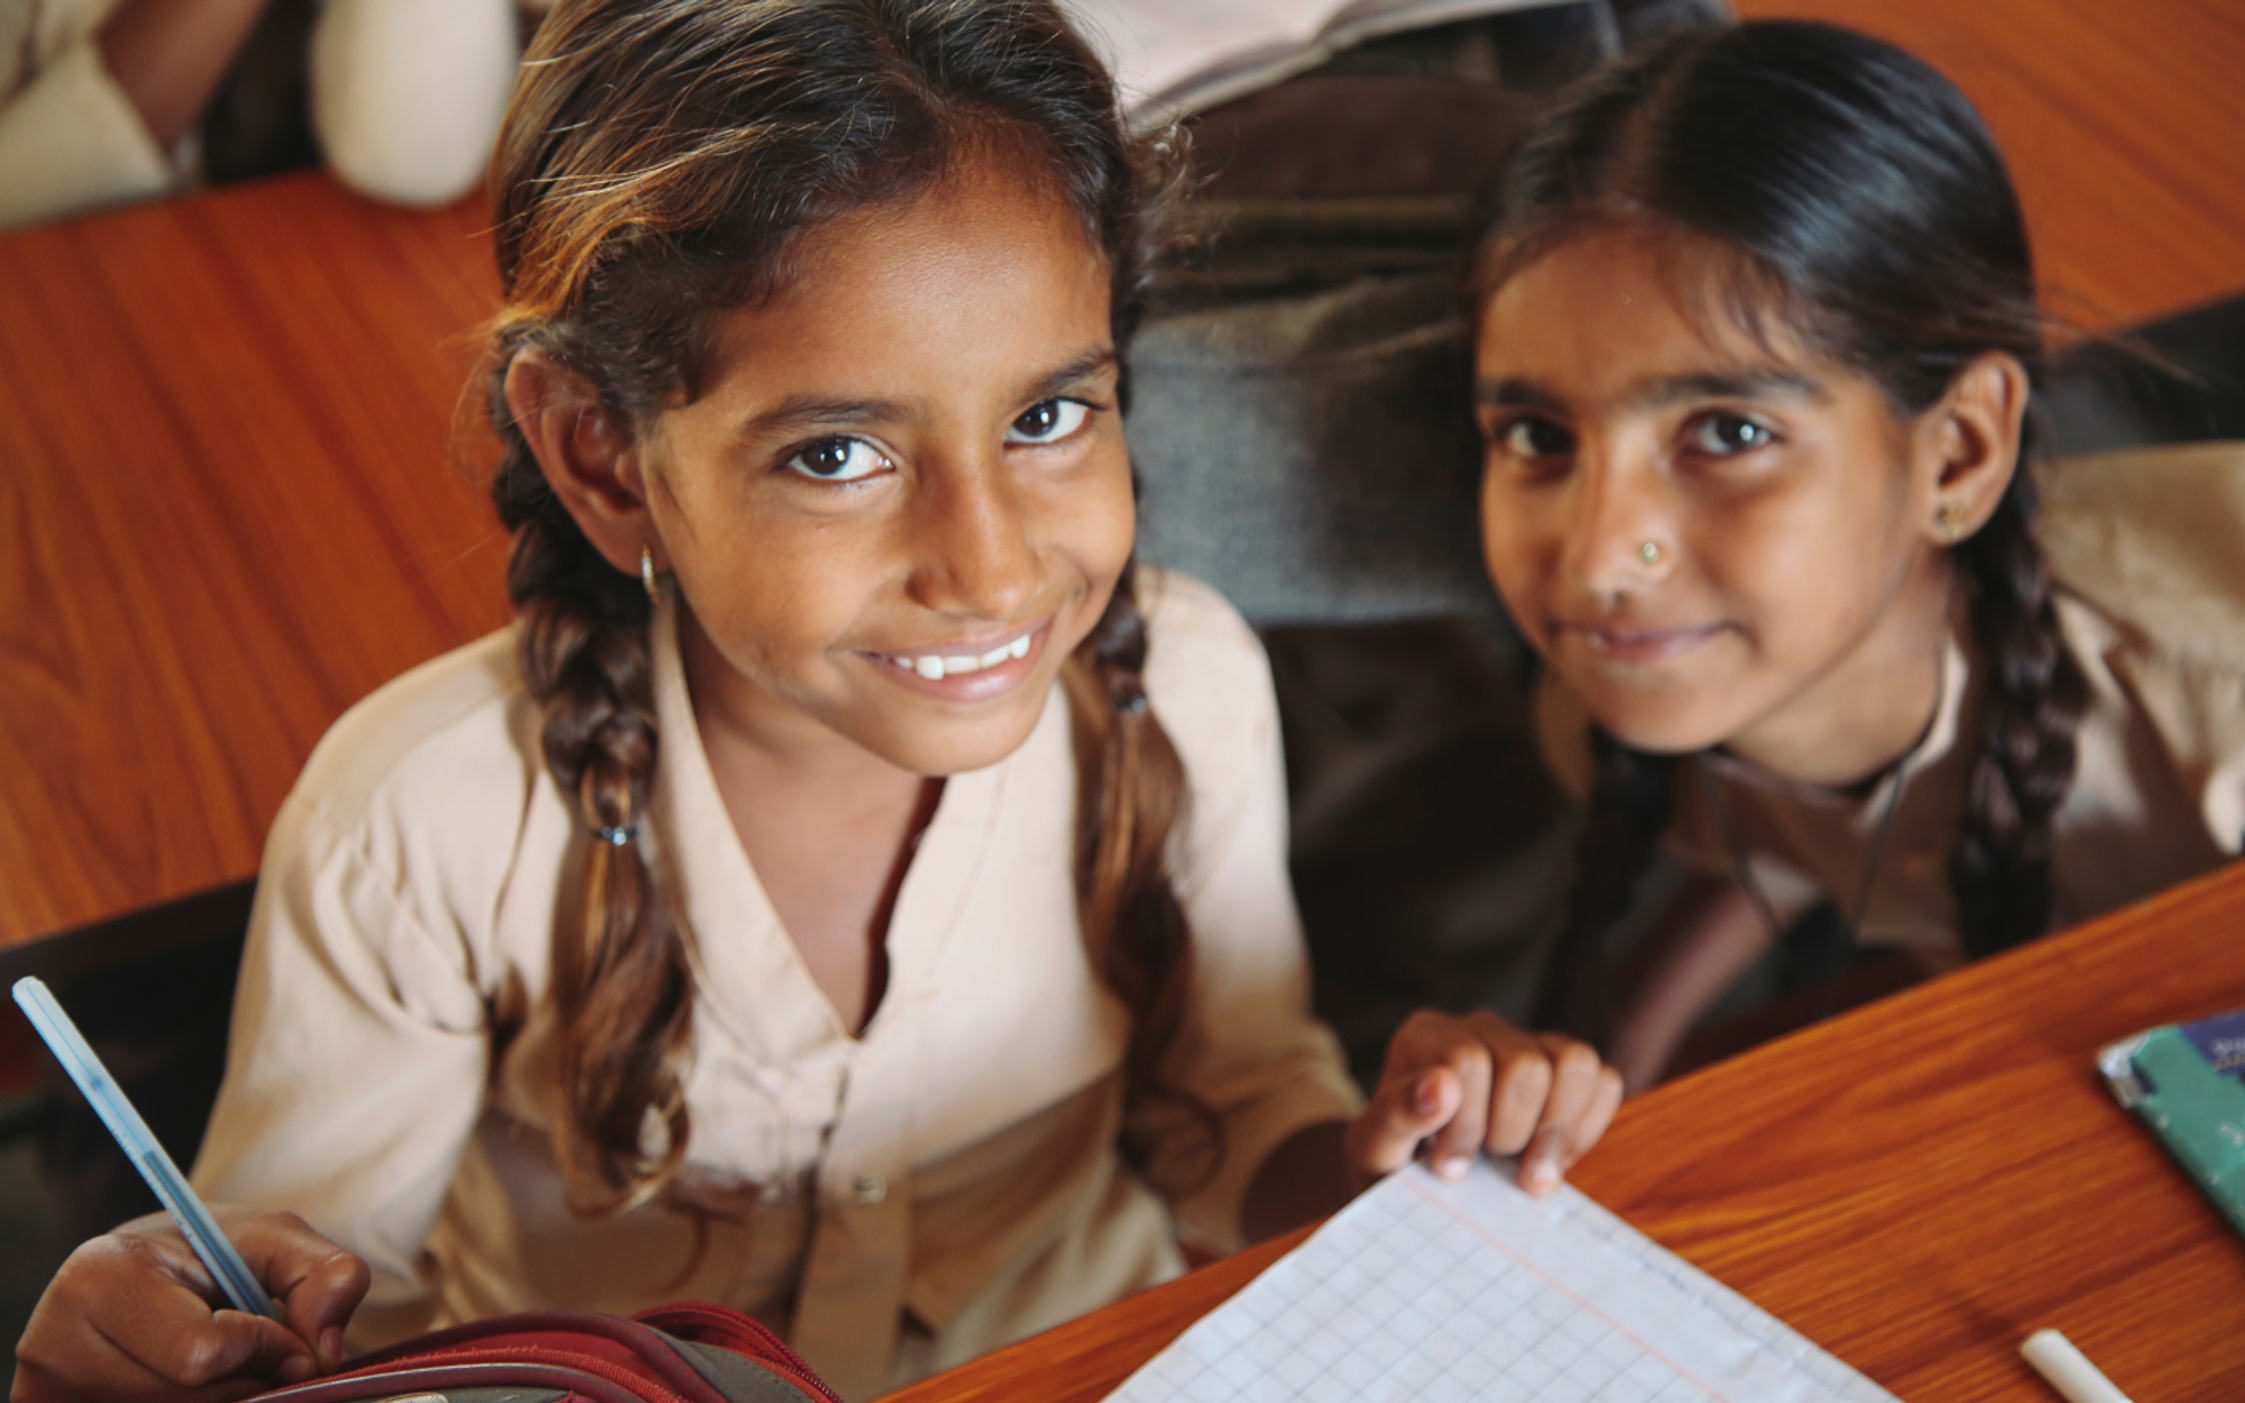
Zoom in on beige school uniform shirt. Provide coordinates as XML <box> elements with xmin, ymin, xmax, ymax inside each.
<box><xmin>1538</xmin><ymin>441</ymin><xmax>2245</xmax><ymax>966</ymax></box>
<box><xmin>192</xmin><ymin>571</ymin><xmax>1360</xmax><ymax>1400</ymax></box>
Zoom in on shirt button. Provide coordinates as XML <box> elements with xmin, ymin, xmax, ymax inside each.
<box><xmin>851</xmin><ymin>1174</ymin><xmax>887</xmax><ymax>1204</ymax></box>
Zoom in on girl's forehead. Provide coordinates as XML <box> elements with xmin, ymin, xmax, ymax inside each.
<box><xmin>1476</xmin><ymin>225</ymin><xmax>1835</xmax><ymax>404</ymax></box>
<box><xmin>679</xmin><ymin>155</ymin><xmax>1116</xmax><ymax>424</ymax></box>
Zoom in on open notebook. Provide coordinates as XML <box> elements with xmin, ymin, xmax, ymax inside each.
<box><xmin>1062</xmin><ymin>0</ymin><xmax>1573</xmax><ymax>122</ymax></box>
<box><xmin>1105</xmin><ymin>1161</ymin><xmax>1900</xmax><ymax>1403</ymax></box>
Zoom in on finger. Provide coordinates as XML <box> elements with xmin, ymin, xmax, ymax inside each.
<box><xmin>1425</xmin><ymin>1039</ymin><xmax>1493</xmax><ymax>1180</ymax></box>
<box><xmin>1564</xmin><ymin>1066</ymin><xmax>1625</xmax><ymax>1163</ymax></box>
<box><xmin>211</xmin><ymin>1208</ymin><xmax>368</xmax><ymax>1370</ymax></box>
<box><xmin>1469</xmin><ymin>1012</ymin><xmax>1553</xmax><ymax>1156</ymax></box>
<box><xmin>1519</xmin><ymin>1042</ymin><xmax>1617</xmax><ymax>1195</ymax></box>
<box><xmin>1347</xmin><ymin>1065</ymin><xmax>1462</xmax><ymax>1178</ymax></box>
<box><xmin>15</xmin><ymin>1237</ymin><xmax>308</xmax><ymax>1403</ymax></box>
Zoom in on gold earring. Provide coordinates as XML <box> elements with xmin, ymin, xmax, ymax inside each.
<box><xmin>1933</xmin><ymin>500</ymin><xmax>1971</xmax><ymax>543</ymax></box>
<box><xmin>641</xmin><ymin>546</ymin><xmax>659</xmax><ymax>602</ymax></box>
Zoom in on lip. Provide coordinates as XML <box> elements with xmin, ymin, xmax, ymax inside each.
<box><xmin>862</xmin><ymin>618</ymin><xmax>1053</xmax><ymax>703</ymax></box>
<box><xmin>1555</xmin><ymin>619</ymin><xmax>1729</xmax><ymax>666</ymax></box>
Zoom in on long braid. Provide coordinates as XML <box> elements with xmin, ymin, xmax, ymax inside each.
<box><xmin>1061</xmin><ymin>562</ymin><xmax>1222</xmax><ymax>1193</ymax></box>
<box><xmin>1946</xmin><ymin>432</ymin><xmax>2090</xmax><ymax>955</ymax></box>
<box><xmin>490</xmin><ymin>369</ymin><xmax>695</xmax><ymax>1215</ymax></box>
<box><xmin>1532</xmin><ymin>732</ymin><xmax>1677</xmax><ymax>1049</ymax></box>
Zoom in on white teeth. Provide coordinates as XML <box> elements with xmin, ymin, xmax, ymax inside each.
<box><xmin>891</xmin><ymin>631</ymin><xmax>1034</xmax><ymax>680</ymax></box>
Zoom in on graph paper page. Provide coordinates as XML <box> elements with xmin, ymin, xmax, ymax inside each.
<box><xmin>1105</xmin><ymin>1161</ymin><xmax>1901</xmax><ymax>1403</ymax></box>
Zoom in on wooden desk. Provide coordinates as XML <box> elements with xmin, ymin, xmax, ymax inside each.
<box><xmin>884</xmin><ymin>858</ymin><xmax>2245</xmax><ymax>1403</ymax></box>
<box><xmin>0</xmin><ymin>173</ymin><xmax>508</xmax><ymax>966</ymax></box>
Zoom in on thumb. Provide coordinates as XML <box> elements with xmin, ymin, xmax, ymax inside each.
<box><xmin>1347</xmin><ymin>1067</ymin><xmax>1460</xmax><ymax>1178</ymax></box>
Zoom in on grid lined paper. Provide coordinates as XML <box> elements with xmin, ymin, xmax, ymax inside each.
<box><xmin>1106</xmin><ymin>1161</ymin><xmax>1901</xmax><ymax>1403</ymax></box>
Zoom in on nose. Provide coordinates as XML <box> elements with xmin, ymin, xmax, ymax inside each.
<box><xmin>1557</xmin><ymin>435</ymin><xmax>1674</xmax><ymax>601</ymax></box>
<box><xmin>904</xmin><ymin>448</ymin><xmax>1042</xmax><ymax>622</ymax></box>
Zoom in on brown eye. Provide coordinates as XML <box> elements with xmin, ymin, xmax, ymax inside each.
<box><xmin>785</xmin><ymin>436</ymin><xmax>886</xmax><ymax>481</ymax></box>
<box><xmin>1688</xmin><ymin>414</ymin><xmax>1774</xmax><ymax>455</ymax></box>
<box><xmin>1005</xmin><ymin>398</ymin><xmax>1090</xmax><ymax>445</ymax></box>
<box><xmin>1501</xmin><ymin>417</ymin><xmax>1573</xmax><ymax>459</ymax></box>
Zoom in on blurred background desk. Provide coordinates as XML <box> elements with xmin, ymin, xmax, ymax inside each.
<box><xmin>884</xmin><ymin>858</ymin><xmax>2245</xmax><ymax>1403</ymax></box>
<box><xmin>0</xmin><ymin>172</ymin><xmax>505</xmax><ymax>973</ymax></box>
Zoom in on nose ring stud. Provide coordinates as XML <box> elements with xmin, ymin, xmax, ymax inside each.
<box><xmin>1638</xmin><ymin>541</ymin><xmax>1663</xmax><ymax>566</ymax></box>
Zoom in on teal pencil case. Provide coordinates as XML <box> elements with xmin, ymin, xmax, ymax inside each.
<box><xmin>2099</xmin><ymin>1007</ymin><xmax>2245</xmax><ymax>1240</ymax></box>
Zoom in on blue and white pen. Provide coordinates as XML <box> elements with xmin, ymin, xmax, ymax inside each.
<box><xmin>12</xmin><ymin>976</ymin><xmax>285</xmax><ymax>1322</ymax></box>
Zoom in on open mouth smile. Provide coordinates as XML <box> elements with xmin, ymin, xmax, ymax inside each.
<box><xmin>873</xmin><ymin>630</ymin><xmax>1033</xmax><ymax>681</ymax></box>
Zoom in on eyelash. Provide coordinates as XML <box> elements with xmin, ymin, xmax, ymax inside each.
<box><xmin>777</xmin><ymin>397</ymin><xmax>1102</xmax><ymax>484</ymax></box>
<box><xmin>1488</xmin><ymin>412</ymin><xmax>1781</xmax><ymax>467</ymax></box>
<box><xmin>1684</xmin><ymin>412</ymin><xmax>1777</xmax><ymax>456</ymax></box>
<box><xmin>1006</xmin><ymin>396</ymin><xmax>1099</xmax><ymax>447</ymax></box>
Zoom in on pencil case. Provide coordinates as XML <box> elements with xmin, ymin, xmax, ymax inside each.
<box><xmin>2098</xmin><ymin>1006</ymin><xmax>2245</xmax><ymax>1240</ymax></box>
<box><xmin>251</xmin><ymin>1304</ymin><xmax>841</xmax><ymax>1403</ymax></box>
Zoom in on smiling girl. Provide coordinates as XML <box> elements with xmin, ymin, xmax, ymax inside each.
<box><xmin>1470</xmin><ymin>21</ymin><xmax>2245</xmax><ymax>1088</ymax></box>
<box><xmin>14</xmin><ymin>3</ymin><xmax>1619</xmax><ymax>1401</ymax></box>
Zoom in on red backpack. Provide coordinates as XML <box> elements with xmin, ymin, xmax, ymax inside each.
<box><xmin>252</xmin><ymin>1304</ymin><xmax>841</xmax><ymax>1403</ymax></box>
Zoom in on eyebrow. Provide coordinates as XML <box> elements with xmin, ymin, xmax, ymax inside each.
<box><xmin>733</xmin><ymin>347</ymin><xmax>1120</xmax><ymax>442</ymax></box>
<box><xmin>1475</xmin><ymin>369</ymin><xmax>1827</xmax><ymax>415</ymax></box>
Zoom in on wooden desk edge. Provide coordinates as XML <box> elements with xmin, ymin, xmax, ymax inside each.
<box><xmin>877</xmin><ymin>1225</ymin><xmax>1312</xmax><ymax>1403</ymax></box>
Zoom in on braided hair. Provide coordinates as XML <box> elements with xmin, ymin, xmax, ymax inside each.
<box><xmin>1475</xmin><ymin>22</ymin><xmax>2091</xmax><ymax>1039</ymax></box>
<box><xmin>482</xmin><ymin>0</ymin><xmax>1206</xmax><ymax>1215</ymax></box>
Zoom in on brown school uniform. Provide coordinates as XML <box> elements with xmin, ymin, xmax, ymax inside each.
<box><xmin>191</xmin><ymin>571</ymin><xmax>1360</xmax><ymax>1400</ymax></box>
<box><xmin>1537</xmin><ymin>441</ymin><xmax>2245</xmax><ymax>969</ymax></box>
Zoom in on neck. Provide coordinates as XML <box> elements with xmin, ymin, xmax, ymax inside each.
<box><xmin>1726</xmin><ymin>554</ymin><xmax>1957</xmax><ymax>789</ymax></box>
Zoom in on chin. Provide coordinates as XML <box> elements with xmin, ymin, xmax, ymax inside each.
<box><xmin>866</xmin><ymin>697</ymin><xmax>1054</xmax><ymax>778</ymax></box>
<box><xmin>1578</xmin><ymin>687</ymin><xmax>1737</xmax><ymax>758</ymax></box>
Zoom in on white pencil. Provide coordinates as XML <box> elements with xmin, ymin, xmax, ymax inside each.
<box><xmin>2021</xmin><ymin>1328</ymin><xmax>2132</xmax><ymax>1403</ymax></box>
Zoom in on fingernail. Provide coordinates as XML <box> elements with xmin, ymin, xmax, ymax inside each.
<box><xmin>321</xmin><ymin>1328</ymin><xmax>345</xmax><ymax>1364</ymax></box>
<box><xmin>1524</xmin><ymin>1158</ymin><xmax>1558</xmax><ymax>1195</ymax></box>
<box><xmin>1440</xmin><ymin>1156</ymin><xmax>1469</xmax><ymax>1180</ymax></box>
<box><xmin>1413</xmin><ymin>1074</ymin><xmax>1440</xmax><ymax>1116</ymax></box>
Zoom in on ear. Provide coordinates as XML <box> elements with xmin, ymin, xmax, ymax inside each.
<box><xmin>504</xmin><ymin>347</ymin><xmax>663</xmax><ymax>577</ymax></box>
<box><xmin>1914</xmin><ymin>350</ymin><xmax>2030</xmax><ymax>547</ymax></box>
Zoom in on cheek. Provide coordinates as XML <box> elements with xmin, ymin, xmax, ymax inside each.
<box><xmin>1047</xmin><ymin>451</ymin><xmax>1137</xmax><ymax>614</ymax></box>
<box><xmin>1478</xmin><ymin>470</ymin><xmax>1555</xmax><ymax>614</ymax></box>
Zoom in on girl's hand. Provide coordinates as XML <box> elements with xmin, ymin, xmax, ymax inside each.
<box><xmin>1345</xmin><ymin>1010</ymin><xmax>1623</xmax><ymax>1197</ymax></box>
<box><xmin>13</xmin><ymin>1207</ymin><xmax>369</xmax><ymax>1403</ymax></box>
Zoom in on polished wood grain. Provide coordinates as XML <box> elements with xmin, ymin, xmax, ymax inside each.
<box><xmin>1730</xmin><ymin>0</ymin><xmax>2245</xmax><ymax>328</ymax></box>
<box><xmin>882</xmin><ymin>859</ymin><xmax>2245</xmax><ymax>1402</ymax></box>
<box><xmin>0</xmin><ymin>173</ymin><xmax>509</xmax><ymax>950</ymax></box>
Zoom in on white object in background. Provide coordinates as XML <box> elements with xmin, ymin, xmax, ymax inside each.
<box><xmin>1060</xmin><ymin>0</ymin><xmax>1572</xmax><ymax>125</ymax></box>
<box><xmin>1105</xmin><ymin>1158</ymin><xmax>1900</xmax><ymax>1403</ymax></box>
<box><xmin>2021</xmin><ymin>1330</ymin><xmax>2132</xmax><ymax>1403</ymax></box>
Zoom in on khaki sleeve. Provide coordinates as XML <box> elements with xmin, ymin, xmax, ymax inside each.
<box><xmin>1132</xmin><ymin>576</ymin><xmax>1364</xmax><ymax>1254</ymax></box>
<box><xmin>191</xmin><ymin>790</ymin><xmax>491</xmax><ymax>1337</ymax></box>
<box><xmin>309</xmin><ymin>0</ymin><xmax>517</xmax><ymax>206</ymax></box>
<box><xmin>0</xmin><ymin>38</ymin><xmax>174</xmax><ymax>231</ymax></box>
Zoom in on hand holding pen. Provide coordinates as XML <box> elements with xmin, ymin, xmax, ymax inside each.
<box><xmin>10</xmin><ymin>979</ymin><xmax>368</xmax><ymax>1403</ymax></box>
<box><xmin>14</xmin><ymin>1207</ymin><xmax>369</xmax><ymax>1403</ymax></box>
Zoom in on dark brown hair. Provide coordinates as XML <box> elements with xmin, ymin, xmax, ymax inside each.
<box><xmin>484</xmin><ymin>0</ymin><xmax>1206</xmax><ymax>1214</ymax></box>
<box><xmin>1475</xmin><ymin>22</ymin><xmax>2092</xmax><ymax>1040</ymax></box>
